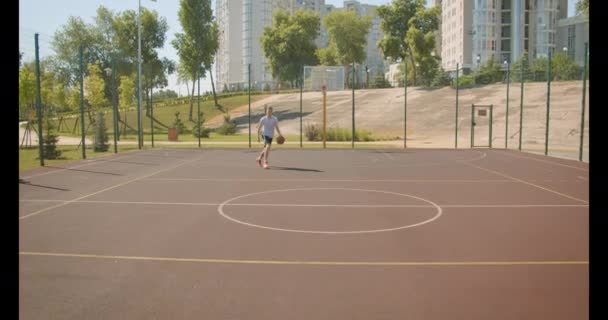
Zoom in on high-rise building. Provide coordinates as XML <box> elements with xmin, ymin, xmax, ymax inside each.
<box><xmin>440</xmin><ymin>0</ymin><xmax>474</xmax><ymax>72</ymax></box>
<box><xmin>470</xmin><ymin>0</ymin><xmax>567</xmax><ymax>68</ymax></box>
<box><xmin>216</xmin><ymin>0</ymin><xmax>292</xmax><ymax>90</ymax></box>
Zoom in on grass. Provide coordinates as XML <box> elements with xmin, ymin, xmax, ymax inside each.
<box><xmin>19</xmin><ymin>144</ymin><xmax>143</xmax><ymax>171</ymax></box>
<box><xmin>48</xmin><ymin>94</ymin><xmax>269</xmax><ymax>138</ymax></box>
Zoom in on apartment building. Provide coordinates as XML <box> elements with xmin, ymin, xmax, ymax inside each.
<box><xmin>556</xmin><ymin>15</ymin><xmax>589</xmax><ymax>66</ymax></box>
<box><xmin>440</xmin><ymin>0</ymin><xmax>474</xmax><ymax>72</ymax></box>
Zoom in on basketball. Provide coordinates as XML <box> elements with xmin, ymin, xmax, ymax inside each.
<box><xmin>277</xmin><ymin>135</ymin><xmax>285</xmax><ymax>145</ymax></box>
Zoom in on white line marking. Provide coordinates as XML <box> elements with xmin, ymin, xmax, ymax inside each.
<box><xmin>145</xmin><ymin>178</ymin><xmax>516</xmax><ymax>183</ymax></box>
<box><xmin>19</xmin><ymin>155</ymin><xmax>205</xmax><ymax>220</ymax></box>
<box><xmin>492</xmin><ymin>150</ymin><xmax>589</xmax><ymax>172</ymax></box>
<box><xmin>218</xmin><ymin>188</ymin><xmax>443</xmax><ymax>234</ymax></box>
<box><xmin>18</xmin><ymin>199</ymin><xmax>589</xmax><ymax>208</ymax></box>
<box><xmin>19</xmin><ymin>252</ymin><xmax>589</xmax><ymax>266</ymax></box>
<box><xmin>464</xmin><ymin>162</ymin><xmax>588</xmax><ymax>204</ymax></box>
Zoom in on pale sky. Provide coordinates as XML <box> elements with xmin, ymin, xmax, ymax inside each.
<box><xmin>20</xmin><ymin>0</ymin><xmax>577</xmax><ymax>95</ymax></box>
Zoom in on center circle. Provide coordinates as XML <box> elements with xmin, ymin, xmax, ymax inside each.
<box><xmin>217</xmin><ymin>188</ymin><xmax>443</xmax><ymax>234</ymax></box>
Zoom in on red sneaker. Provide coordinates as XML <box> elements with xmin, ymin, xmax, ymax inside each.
<box><xmin>257</xmin><ymin>158</ymin><xmax>262</xmax><ymax>167</ymax></box>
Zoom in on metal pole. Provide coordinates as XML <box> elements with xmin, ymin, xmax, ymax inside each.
<box><xmin>579</xmin><ymin>42</ymin><xmax>588</xmax><ymax>161</ymax></box>
<box><xmin>545</xmin><ymin>52</ymin><xmax>551</xmax><ymax>155</ymax></box>
<box><xmin>323</xmin><ymin>88</ymin><xmax>326</xmax><ymax>149</ymax></box>
<box><xmin>404</xmin><ymin>60</ymin><xmax>407</xmax><ymax>149</ymax></box>
<box><xmin>366</xmin><ymin>65</ymin><xmax>369</xmax><ymax>88</ymax></box>
<box><xmin>455</xmin><ymin>63</ymin><xmax>459</xmax><ymax>149</ymax></box>
<box><xmin>352</xmin><ymin>61</ymin><xmax>355</xmax><ymax>148</ymax></box>
<box><xmin>470</xmin><ymin>105</ymin><xmax>474</xmax><ymax>148</ymax></box>
<box><xmin>519</xmin><ymin>56</ymin><xmax>525</xmax><ymax>151</ymax></box>
<box><xmin>248</xmin><ymin>63</ymin><xmax>251</xmax><ymax>148</ymax></box>
<box><xmin>197</xmin><ymin>75</ymin><xmax>201</xmax><ymax>148</ymax></box>
<box><xmin>137</xmin><ymin>0</ymin><xmax>143</xmax><ymax>149</ymax></box>
<box><xmin>34</xmin><ymin>34</ymin><xmax>44</xmax><ymax>166</ymax></box>
<box><xmin>79</xmin><ymin>45</ymin><xmax>86</xmax><ymax>159</ymax></box>
<box><xmin>490</xmin><ymin>105</ymin><xmax>493</xmax><ymax>148</ymax></box>
<box><xmin>300</xmin><ymin>68</ymin><xmax>303</xmax><ymax>148</ymax></box>
<box><xmin>505</xmin><ymin>62</ymin><xmax>510</xmax><ymax>149</ymax></box>
<box><xmin>151</xmin><ymin>83</ymin><xmax>154</xmax><ymax>147</ymax></box>
<box><xmin>112</xmin><ymin>57</ymin><xmax>118</xmax><ymax>153</ymax></box>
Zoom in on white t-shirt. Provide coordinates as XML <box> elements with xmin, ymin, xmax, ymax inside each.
<box><xmin>259</xmin><ymin>115</ymin><xmax>278</xmax><ymax>138</ymax></box>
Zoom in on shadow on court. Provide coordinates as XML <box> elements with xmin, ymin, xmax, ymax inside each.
<box><xmin>270</xmin><ymin>166</ymin><xmax>324</xmax><ymax>173</ymax></box>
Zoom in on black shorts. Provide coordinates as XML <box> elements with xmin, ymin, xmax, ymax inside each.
<box><xmin>262</xmin><ymin>135</ymin><xmax>273</xmax><ymax>145</ymax></box>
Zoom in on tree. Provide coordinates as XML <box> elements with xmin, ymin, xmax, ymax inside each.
<box><xmin>119</xmin><ymin>75</ymin><xmax>136</xmax><ymax>109</ymax></box>
<box><xmin>173</xmin><ymin>0</ymin><xmax>219</xmax><ymax>120</ymax></box>
<box><xmin>85</xmin><ymin>63</ymin><xmax>108</xmax><ymax>111</ymax></box>
<box><xmin>19</xmin><ymin>65</ymin><xmax>36</xmax><ymax>117</ymax></box>
<box><xmin>66</xmin><ymin>84</ymin><xmax>81</xmax><ymax>112</ymax></box>
<box><xmin>316</xmin><ymin>45</ymin><xmax>339</xmax><ymax>65</ymax></box>
<box><xmin>551</xmin><ymin>52</ymin><xmax>580</xmax><ymax>81</ymax></box>
<box><xmin>576</xmin><ymin>0</ymin><xmax>589</xmax><ymax>17</ymax></box>
<box><xmin>322</xmin><ymin>10</ymin><xmax>371</xmax><ymax>86</ymax></box>
<box><xmin>378</xmin><ymin>0</ymin><xmax>438</xmax><ymax>85</ymax></box>
<box><xmin>261</xmin><ymin>9</ymin><xmax>320</xmax><ymax>87</ymax></box>
<box><xmin>42</xmin><ymin>119</ymin><xmax>61</xmax><ymax>160</ymax></box>
<box><xmin>94</xmin><ymin>111</ymin><xmax>109</xmax><ymax>152</ymax></box>
<box><xmin>372</xmin><ymin>72</ymin><xmax>392</xmax><ymax>88</ymax></box>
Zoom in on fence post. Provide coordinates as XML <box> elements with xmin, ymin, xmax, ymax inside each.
<box><xmin>112</xmin><ymin>57</ymin><xmax>118</xmax><ymax>153</ymax></box>
<box><xmin>519</xmin><ymin>55</ymin><xmax>525</xmax><ymax>151</ymax></box>
<box><xmin>505</xmin><ymin>62</ymin><xmax>510</xmax><ymax>149</ymax></box>
<box><xmin>248</xmin><ymin>64</ymin><xmax>251</xmax><ymax>148</ymax></box>
<box><xmin>197</xmin><ymin>76</ymin><xmax>201</xmax><ymax>148</ymax></box>
<box><xmin>300</xmin><ymin>67</ymin><xmax>303</xmax><ymax>148</ymax></box>
<box><xmin>545</xmin><ymin>52</ymin><xmax>552</xmax><ymax>155</ymax></box>
<box><xmin>34</xmin><ymin>34</ymin><xmax>44</xmax><ymax>166</ymax></box>
<box><xmin>579</xmin><ymin>42</ymin><xmax>588</xmax><ymax>161</ymax></box>
<box><xmin>79</xmin><ymin>45</ymin><xmax>86</xmax><ymax>159</ymax></box>
<box><xmin>352</xmin><ymin>61</ymin><xmax>355</xmax><ymax>148</ymax></box>
<box><xmin>455</xmin><ymin>63</ymin><xmax>459</xmax><ymax>149</ymax></box>
<box><xmin>151</xmin><ymin>84</ymin><xmax>154</xmax><ymax>148</ymax></box>
<box><xmin>404</xmin><ymin>60</ymin><xmax>407</xmax><ymax>149</ymax></box>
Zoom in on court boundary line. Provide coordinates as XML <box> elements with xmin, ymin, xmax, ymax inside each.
<box><xmin>19</xmin><ymin>155</ymin><xmax>206</xmax><ymax>220</ymax></box>
<box><xmin>19</xmin><ymin>252</ymin><xmax>589</xmax><ymax>266</ymax></box>
<box><xmin>144</xmin><ymin>178</ymin><xmax>517</xmax><ymax>183</ymax></box>
<box><xmin>18</xmin><ymin>199</ymin><xmax>589</xmax><ymax>208</ymax></box>
<box><xmin>492</xmin><ymin>150</ymin><xmax>589</xmax><ymax>172</ymax></box>
<box><xmin>464</xmin><ymin>162</ymin><xmax>588</xmax><ymax>204</ymax></box>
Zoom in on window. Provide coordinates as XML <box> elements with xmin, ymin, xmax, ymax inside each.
<box><xmin>524</xmin><ymin>41</ymin><xmax>529</xmax><ymax>50</ymax></box>
<box><xmin>525</xmin><ymin>26</ymin><xmax>529</xmax><ymax>38</ymax></box>
<box><xmin>492</xmin><ymin>40</ymin><xmax>496</xmax><ymax>51</ymax></box>
<box><xmin>502</xmin><ymin>12</ymin><xmax>511</xmax><ymax>24</ymax></box>
<box><xmin>502</xmin><ymin>39</ymin><xmax>511</xmax><ymax>51</ymax></box>
<box><xmin>525</xmin><ymin>0</ymin><xmax>530</xmax><ymax>10</ymax></box>
<box><xmin>502</xmin><ymin>26</ymin><xmax>510</xmax><ymax>37</ymax></box>
<box><xmin>525</xmin><ymin>12</ymin><xmax>529</xmax><ymax>25</ymax></box>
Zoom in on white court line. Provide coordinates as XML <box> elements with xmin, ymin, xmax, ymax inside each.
<box><xmin>492</xmin><ymin>150</ymin><xmax>589</xmax><ymax>172</ymax></box>
<box><xmin>18</xmin><ymin>200</ymin><xmax>588</xmax><ymax>208</ymax></box>
<box><xmin>145</xmin><ymin>178</ymin><xmax>516</xmax><ymax>183</ymax></box>
<box><xmin>464</xmin><ymin>162</ymin><xmax>588</xmax><ymax>204</ymax></box>
<box><xmin>19</xmin><ymin>155</ymin><xmax>205</xmax><ymax>220</ymax></box>
<box><xmin>19</xmin><ymin>252</ymin><xmax>589</xmax><ymax>266</ymax></box>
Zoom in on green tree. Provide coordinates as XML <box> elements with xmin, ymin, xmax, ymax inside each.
<box><xmin>552</xmin><ymin>52</ymin><xmax>580</xmax><ymax>81</ymax></box>
<box><xmin>85</xmin><ymin>63</ymin><xmax>108</xmax><ymax>111</ymax></box>
<box><xmin>119</xmin><ymin>75</ymin><xmax>136</xmax><ymax>109</ymax></box>
<box><xmin>371</xmin><ymin>72</ymin><xmax>392</xmax><ymax>88</ymax></box>
<box><xmin>529</xmin><ymin>57</ymin><xmax>548</xmax><ymax>81</ymax></box>
<box><xmin>19</xmin><ymin>66</ymin><xmax>36</xmax><ymax>117</ymax></box>
<box><xmin>173</xmin><ymin>0</ymin><xmax>219</xmax><ymax>120</ymax></box>
<box><xmin>261</xmin><ymin>9</ymin><xmax>320</xmax><ymax>87</ymax></box>
<box><xmin>94</xmin><ymin>111</ymin><xmax>109</xmax><ymax>152</ymax></box>
<box><xmin>316</xmin><ymin>45</ymin><xmax>339</xmax><ymax>65</ymax></box>
<box><xmin>66</xmin><ymin>84</ymin><xmax>81</xmax><ymax>112</ymax></box>
<box><xmin>322</xmin><ymin>10</ymin><xmax>371</xmax><ymax>86</ymax></box>
<box><xmin>42</xmin><ymin>119</ymin><xmax>61</xmax><ymax>160</ymax></box>
<box><xmin>378</xmin><ymin>0</ymin><xmax>439</xmax><ymax>86</ymax></box>
<box><xmin>576</xmin><ymin>0</ymin><xmax>589</xmax><ymax>17</ymax></box>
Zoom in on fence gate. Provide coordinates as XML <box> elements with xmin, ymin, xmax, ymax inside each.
<box><xmin>470</xmin><ymin>104</ymin><xmax>493</xmax><ymax>148</ymax></box>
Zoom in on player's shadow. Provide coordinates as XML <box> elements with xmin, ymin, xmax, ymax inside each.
<box><xmin>232</xmin><ymin>110</ymin><xmax>314</xmax><ymax>128</ymax></box>
<box><xmin>271</xmin><ymin>166</ymin><xmax>324</xmax><ymax>173</ymax></box>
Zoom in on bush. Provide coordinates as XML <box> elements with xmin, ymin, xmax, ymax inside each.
<box><xmin>372</xmin><ymin>74</ymin><xmax>392</xmax><ymax>88</ymax></box>
<box><xmin>93</xmin><ymin>111</ymin><xmax>109</xmax><ymax>152</ymax></box>
<box><xmin>454</xmin><ymin>74</ymin><xmax>476</xmax><ymax>88</ymax></box>
<box><xmin>217</xmin><ymin>114</ymin><xmax>237</xmax><ymax>135</ymax></box>
<box><xmin>41</xmin><ymin>119</ymin><xmax>62</xmax><ymax>160</ymax></box>
<box><xmin>305</xmin><ymin>123</ymin><xmax>321</xmax><ymax>141</ymax></box>
<box><xmin>192</xmin><ymin>112</ymin><xmax>210</xmax><ymax>138</ymax></box>
<box><xmin>431</xmin><ymin>68</ymin><xmax>451</xmax><ymax>87</ymax></box>
<box><xmin>173</xmin><ymin>111</ymin><xmax>186</xmax><ymax>134</ymax></box>
<box><xmin>263</xmin><ymin>83</ymin><xmax>271</xmax><ymax>92</ymax></box>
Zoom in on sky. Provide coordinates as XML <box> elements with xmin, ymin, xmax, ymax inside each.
<box><xmin>20</xmin><ymin>0</ymin><xmax>577</xmax><ymax>95</ymax></box>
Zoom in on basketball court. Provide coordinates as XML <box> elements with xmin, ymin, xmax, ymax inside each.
<box><xmin>19</xmin><ymin>148</ymin><xmax>588</xmax><ymax>319</ymax></box>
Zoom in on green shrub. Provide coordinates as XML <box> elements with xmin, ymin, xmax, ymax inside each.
<box><xmin>304</xmin><ymin>123</ymin><xmax>320</xmax><ymax>141</ymax></box>
<box><xmin>217</xmin><ymin>114</ymin><xmax>237</xmax><ymax>135</ymax></box>
<box><xmin>42</xmin><ymin>119</ymin><xmax>61</xmax><ymax>159</ymax></box>
<box><xmin>173</xmin><ymin>111</ymin><xmax>186</xmax><ymax>134</ymax></box>
<box><xmin>454</xmin><ymin>74</ymin><xmax>476</xmax><ymax>88</ymax></box>
<box><xmin>93</xmin><ymin>111</ymin><xmax>109</xmax><ymax>152</ymax></box>
<box><xmin>192</xmin><ymin>112</ymin><xmax>210</xmax><ymax>138</ymax></box>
